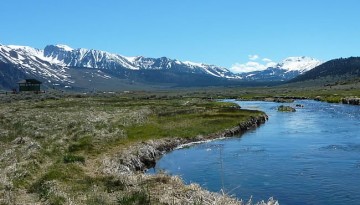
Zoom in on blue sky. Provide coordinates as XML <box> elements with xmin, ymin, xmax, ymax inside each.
<box><xmin>1</xmin><ymin>0</ymin><xmax>360</xmax><ymax>72</ymax></box>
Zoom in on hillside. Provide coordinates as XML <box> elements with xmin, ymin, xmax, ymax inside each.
<box><xmin>290</xmin><ymin>57</ymin><xmax>360</xmax><ymax>83</ymax></box>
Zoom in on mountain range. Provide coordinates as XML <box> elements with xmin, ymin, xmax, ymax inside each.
<box><xmin>0</xmin><ymin>44</ymin><xmax>323</xmax><ymax>90</ymax></box>
<box><xmin>238</xmin><ymin>56</ymin><xmax>322</xmax><ymax>81</ymax></box>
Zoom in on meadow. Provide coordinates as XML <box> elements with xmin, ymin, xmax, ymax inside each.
<box><xmin>0</xmin><ymin>91</ymin><xmax>271</xmax><ymax>204</ymax></box>
<box><xmin>1</xmin><ymin>81</ymin><xmax>359</xmax><ymax>204</ymax></box>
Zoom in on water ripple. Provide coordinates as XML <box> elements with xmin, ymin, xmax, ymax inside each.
<box><xmin>319</xmin><ymin>144</ymin><xmax>360</xmax><ymax>152</ymax></box>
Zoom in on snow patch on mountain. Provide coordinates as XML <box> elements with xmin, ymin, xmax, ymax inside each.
<box><xmin>235</xmin><ymin>56</ymin><xmax>323</xmax><ymax>81</ymax></box>
<box><xmin>0</xmin><ymin>44</ymin><xmax>73</xmax><ymax>84</ymax></box>
<box><xmin>55</xmin><ymin>44</ymin><xmax>74</xmax><ymax>52</ymax></box>
<box><xmin>231</xmin><ymin>55</ymin><xmax>322</xmax><ymax>74</ymax></box>
<box><xmin>183</xmin><ymin>61</ymin><xmax>205</xmax><ymax>68</ymax></box>
<box><xmin>277</xmin><ymin>56</ymin><xmax>322</xmax><ymax>73</ymax></box>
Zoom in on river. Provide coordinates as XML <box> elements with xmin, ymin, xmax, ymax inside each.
<box><xmin>148</xmin><ymin>100</ymin><xmax>360</xmax><ymax>205</ymax></box>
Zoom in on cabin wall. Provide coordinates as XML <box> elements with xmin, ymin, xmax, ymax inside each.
<box><xmin>19</xmin><ymin>84</ymin><xmax>41</xmax><ymax>92</ymax></box>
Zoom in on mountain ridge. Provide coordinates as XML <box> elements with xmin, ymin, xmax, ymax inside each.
<box><xmin>0</xmin><ymin>43</ymin><xmax>325</xmax><ymax>90</ymax></box>
<box><xmin>275</xmin><ymin>56</ymin><xmax>322</xmax><ymax>72</ymax></box>
<box><xmin>237</xmin><ymin>56</ymin><xmax>322</xmax><ymax>81</ymax></box>
<box><xmin>0</xmin><ymin>44</ymin><xmax>240</xmax><ymax>90</ymax></box>
<box><xmin>289</xmin><ymin>57</ymin><xmax>360</xmax><ymax>83</ymax></box>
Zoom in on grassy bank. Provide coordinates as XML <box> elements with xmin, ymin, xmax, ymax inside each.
<box><xmin>170</xmin><ymin>81</ymin><xmax>360</xmax><ymax>104</ymax></box>
<box><xmin>0</xmin><ymin>92</ymin><xmax>270</xmax><ymax>204</ymax></box>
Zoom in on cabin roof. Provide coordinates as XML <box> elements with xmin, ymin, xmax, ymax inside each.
<box><xmin>17</xmin><ymin>79</ymin><xmax>42</xmax><ymax>84</ymax></box>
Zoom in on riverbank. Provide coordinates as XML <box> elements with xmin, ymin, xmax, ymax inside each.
<box><xmin>0</xmin><ymin>93</ymin><xmax>277</xmax><ymax>204</ymax></box>
<box><xmin>161</xmin><ymin>99</ymin><xmax>360</xmax><ymax>204</ymax></box>
<box><xmin>101</xmin><ymin>114</ymin><xmax>268</xmax><ymax>174</ymax></box>
<box><xmin>99</xmin><ymin>114</ymin><xmax>273</xmax><ymax>205</ymax></box>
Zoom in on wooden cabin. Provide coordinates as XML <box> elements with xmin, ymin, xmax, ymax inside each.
<box><xmin>18</xmin><ymin>79</ymin><xmax>42</xmax><ymax>92</ymax></box>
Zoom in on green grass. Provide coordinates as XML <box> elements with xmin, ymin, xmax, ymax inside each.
<box><xmin>68</xmin><ymin>135</ymin><xmax>94</xmax><ymax>153</ymax></box>
<box><xmin>0</xmin><ymin>93</ymin><xmax>266</xmax><ymax>204</ymax></box>
<box><xmin>28</xmin><ymin>163</ymin><xmax>84</xmax><ymax>199</ymax></box>
<box><xmin>126</xmin><ymin>103</ymin><xmax>261</xmax><ymax>141</ymax></box>
<box><xmin>6</xmin><ymin>86</ymin><xmax>360</xmax><ymax>204</ymax></box>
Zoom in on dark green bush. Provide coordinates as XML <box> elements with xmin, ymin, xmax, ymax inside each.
<box><xmin>117</xmin><ymin>190</ymin><xmax>150</xmax><ymax>205</ymax></box>
<box><xmin>103</xmin><ymin>177</ymin><xmax>126</xmax><ymax>193</ymax></box>
<box><xmin>63</xmin><ymin>154</ymin><xmax>85</xmax><ymax>164</ymax></box>
<box><xmin>68</xmin><ymin>136</ymin><xmax>93</xmax><ymax>152</ymax></box>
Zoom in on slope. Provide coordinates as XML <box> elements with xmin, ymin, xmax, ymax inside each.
<box><xmin>290</xmin><ymin>57</ymin><xmax>360</xmax><ymax>83</ymax></box>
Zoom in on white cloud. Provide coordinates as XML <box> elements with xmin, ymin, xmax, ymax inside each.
<box><xmin>262</xmin><ymin>58</ymin><xmax>272</xmax><ymax>62</ymax></box>
<box><xmin>248</xmin><ymin>54</ymin><xmax>259</xmax><ymax>61</ymax></box>
<box><xmin>265</xmin><ymin>61</ymin><xmax>277</xmax><ymax>68</ymax></box>
<box><xmin>231</xmin><ymin>61</ymin><xmax>267</xmax><ymax>73</ymax></box>
<box><xmin>230</xmin><ymin>59</ymin><xmax>277</xmax><ymax>73</ymax></box>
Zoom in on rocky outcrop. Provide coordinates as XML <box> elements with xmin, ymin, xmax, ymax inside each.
<box><xmin>278</xmin><ymin>105</ymin><xmax>296</xmax><ymax>112</ymax></box>
<box><xmin>342</xmin><ymin>97</ymin><xmax>360</xmax><ymax>105</ymax></box>
<box><xmin>101</xmin><ymin>114</ymin><xmax>268</xmax><ymax>175</ymax></box>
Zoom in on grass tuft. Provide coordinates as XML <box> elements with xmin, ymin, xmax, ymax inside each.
<box><xmin>63</xmin><ymin>154</ymin><xmax>85</xmax><ymax>164</ymax></box>
<box><xmin>117</xmin><ymin>189</ymin><xmax>150</xmax><ymax>205</ymax></box>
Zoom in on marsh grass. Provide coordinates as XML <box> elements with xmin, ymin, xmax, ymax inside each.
<box><xmin>1</xmin><ymin>84</ymin><xmax>358</xmax><ymax>204</ymax></box>
<box><xmin>0</xmin><ymin>93</ymin><xmax>268</xmax><ymax>204</ymax></box>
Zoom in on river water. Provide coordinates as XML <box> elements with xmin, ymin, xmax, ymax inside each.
<box><xmin>148</xmin><ymin>100</ymin><xmax>360</xmax><ymax>205</ymax></box>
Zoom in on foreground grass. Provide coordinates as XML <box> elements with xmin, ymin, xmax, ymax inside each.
<box><xmin>0</xmin><ymin>92</ymin><xmax>265</xmax><ymax>204</ymax></box>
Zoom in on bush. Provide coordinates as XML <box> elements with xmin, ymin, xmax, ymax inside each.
<box><xmin>68</xmin><ymin>136</ymin><xmax>93</xmax><ymax>152</ymax></box>
<box><xmin>103</xmin><ymin>177</ymin><xmax>126</xmax><ymax>193</ymax></box>
<box><xmin>278</xmin><ymin>105</ymin><xmax>296</xmax><ymax>112</ymax></box>
<box><xmin>117</xmin><ymin>190</ymin><xmax>150</xmax><ymax>205</ymax></box>
<box><xmin>63</xmin><ymin>154</ymin><xmax>85</xmax><ymax>164</ymax></box>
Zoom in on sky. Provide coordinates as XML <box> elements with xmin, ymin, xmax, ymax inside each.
<box><xmin>1</xmin><ymin>0</ymin><xmax>360</xmax><ymax>73</ymax></box>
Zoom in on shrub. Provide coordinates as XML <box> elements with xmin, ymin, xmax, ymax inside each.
<box><xmin>68</xmin><ymin>136</ymin><xmax>93</xmax><ymax>152</ymax></box>
<box><xmin>117</xmin><ymin>190</ymin><xmax>150</xmax><ymax>205</ymax></box>
<box><xmin>63</xmin><ymin>154</ymin><xmax>85</xmax><ymax>164</ymax></box>
<box><xmin>103</xmin><ymin>177</ymin><xmax>126</xmax><ymax>193</ymax></box>
<box><xmin>278</xmin><ymin>105</ymin><xmax>296</xmax><ymax>112</ymax></box>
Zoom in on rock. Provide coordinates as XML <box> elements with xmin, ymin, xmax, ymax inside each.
<box><xmin>278</xmin><ymin>105</ymin><xmax>296</xmax><ymax>112</ymax></box>
<box><xmin>342</xmin><ymin>97</ymin><xmax>360</xmax><ymax>105</ymax></box>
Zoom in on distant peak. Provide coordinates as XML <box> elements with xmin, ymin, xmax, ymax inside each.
<box><xmin>124</xmin><ymin>56</ymin><xmax>140</xmax><ymax>62</ymax></box>
<box><xmin>277</xmin><ymin>56</ymin><xmax>322</xmax><ymax>72</ymax></box>
<box><xmin>55</xmin><ymin>44</ymin><xmax>74</xmax><ymax>51</ymax></box>
<box><xmin>8</xmin><ymin>45</ymin><xmax>33</xmax><ymax>50</ymax></box>
<box><xmin>283</xmin><ymin>56</ymin><xmax>311</xmax><ymax>61</ymax></box>
<box><xmin>183</xmin><ymin>61</ymin><xmax>205</xmax><ymax>67</ymax></box>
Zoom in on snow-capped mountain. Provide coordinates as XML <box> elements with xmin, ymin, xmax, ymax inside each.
<box><xmin>0</xmin><ymin>43</ymin><xmax>323</xmax><ymax>90</ymax></box>
<box><xmin>239</xmin><ymin>57</ymin><xmax>322</xmax><ymax>81</ymax></box>
<box><xmin>42</xmin><ymin>45</ymin><xmax>235</xmax><ymax>78</ymax></box>
<box><xmin>0</xmin><ymin>45</ymin><xmax>73</xmax><ymax>87</ymax></box>
<box><xmin>0</xmin><ymin>44</ymin><xmax>237</xmax><ymax>90</ymax></box>
<box><xmin>276</xmin><ymin>56</ymin><xmax>322</xmax><ymax>73</ymax></box>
